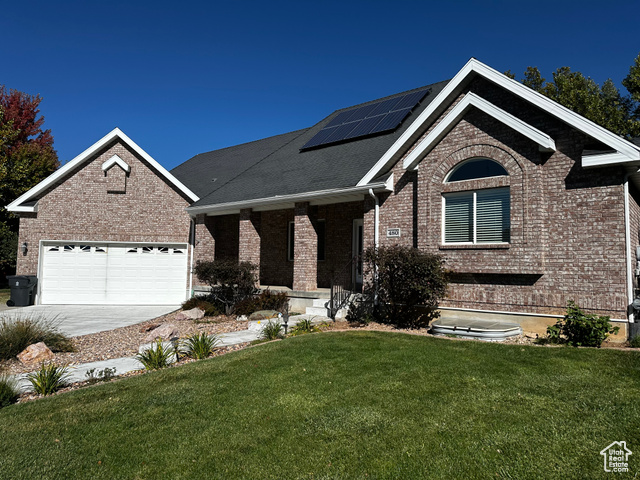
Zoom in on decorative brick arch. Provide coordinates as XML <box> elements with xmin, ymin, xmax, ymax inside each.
<box><xmin>425</xmin><ymin>143</ymin><xmax>526</xmax><ymax>246</ymax></box>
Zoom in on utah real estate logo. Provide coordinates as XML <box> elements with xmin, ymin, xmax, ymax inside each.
<box><xmin>600</xmin><ymin>441</ymin><xmax>632</xmax><ymax>473</ymax></box>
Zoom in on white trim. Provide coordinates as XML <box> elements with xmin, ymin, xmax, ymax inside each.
<box><xmin>9</xmin><ymin>203</ymin><xmax>38</xmax><ymax>213</ymax></box>
<box><xmin>7</xmin><ymin>127</ymin><xmax>199</xmax><ymax>212</ymax></box>
<box><xmin>359</xmin><ymin>58</ymin><xmax>640</xmax><ymax>185</ymax></box>
<box><xmin>101</xmin><ymin>154</ymin><xmax>130</xmax><ymax>173</ymax></box>
<box><xmin>403</xmin><ymin>92</ymin><xmax>556</xmax><ymax>171</ymax></box>
<box><xmin>187</xmin><ymin>181</ymin><xmax>391</xmax><ymax>216</ymax></box>
<box><xmin>439</xmin><ymin>306</ymin><xmax>628</xmax><ymax>323</ymax></box>
<box><xmin>582</xmin><ymin>152</ymin><xmax>631</xmax><ymax>168</ymax></box>
<box><xmin>624</xmin><ymin>174</ymin><xmax>635</xmax><ymax>322</ymax></box>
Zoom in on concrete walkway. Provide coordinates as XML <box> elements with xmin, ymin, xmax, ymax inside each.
<box><xmin>14</xmin><ymin>314</ymin><xmax>327</xmax><ymax>393</ymax></box>
<box><xmin>1</xmin><ymin>305</ymin><xmax>180</xmax><ymax>337</ymax></box>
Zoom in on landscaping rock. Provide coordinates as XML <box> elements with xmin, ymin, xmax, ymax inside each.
<box><xmin>175</xmin><ymin>307</ymin><xmax>205</xmax><ymax>321</ymax></box>
<box><xmin>236</xmin><ymin>315</ymin><xmax>248</xmax><ymax>322</ymax></box>
<box><xmin>17</xmin><ymin>342</ymin><xmax>55</xmax><ymax>365</ymax></box>
<box><xmin>248</xmin><ymin>310</ymin><xmax>280</xmax><ymax>321</ymax></box>
<box><xmin>143</xmin><ymin>323</ymin><xmax>180</xmax><ymax>342</ymax></box>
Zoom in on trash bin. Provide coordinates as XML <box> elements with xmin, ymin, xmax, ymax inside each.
<box><xmin>6</xmin><ymin>275</ymin><xmax>38</xmax><ymax>307</ymax></box>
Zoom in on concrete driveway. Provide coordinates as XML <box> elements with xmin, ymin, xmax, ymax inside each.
<box><xmin>0</xmin><ymin>305</ymin><xmax>179</xmax><ymax>337</ymax></box>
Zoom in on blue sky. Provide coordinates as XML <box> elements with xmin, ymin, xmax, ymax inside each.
<box><xmin>2</xmin><ymin>0</ymin><xmax>639</xmax><ymax>170</ymax></box>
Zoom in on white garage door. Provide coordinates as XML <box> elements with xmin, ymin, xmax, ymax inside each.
<box><xmin>40</xmin><ymin>243</ymin><xmax>189</xmax><ymax>305</ymax></box>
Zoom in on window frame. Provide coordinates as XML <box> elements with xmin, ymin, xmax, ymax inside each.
<box><xmin>442</xmin><ymin>187</ymin><xmax>510</xmax><ymax>245</ymax></box>
<box><xmin>441</xmin><ymin>158</ymin><xmax>511</xmax><ymax>246</ymax></box>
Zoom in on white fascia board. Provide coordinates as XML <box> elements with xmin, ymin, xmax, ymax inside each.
<box><xmin>186</xmin><ymin>181</ymin><xmax>391</xmax><ymax>216</ymax></box>
<box><xmin>101</xmin><ymin>154</ymin><xmax>131</xmax><ymax>173</ymax></box>
<box><xmin>359</xmin><ymin>58</ymin><xmax>640</xmax><ymax>185</ymax></box>
<box><xmin>7</xmin><ymin>127</ymin><xmax>199</xmax><ymax>212</ymax></box>
<box><xmin>9</xmin><ymin>203</ymin><xmax>38</xmax><ymax>213</ymax></box>
<box><xmin>403</xmin><ymin>92</ymin><xmax>556</xmax><ymax>171</ymax></box>
<box><xmin>582</xmin><ymin>152</ymin><xmax>632</xmax><ymax>168</ymax></box>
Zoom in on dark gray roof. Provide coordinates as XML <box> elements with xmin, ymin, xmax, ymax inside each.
<box><xmin>632</xmin><ymin>137</ymin><xmax>640</xmax><ymax>147</ymax></box>
<box><xmin>171</xmin><ymin>80</ymin><xmax>450</xmax><ymax>207</ymax></box>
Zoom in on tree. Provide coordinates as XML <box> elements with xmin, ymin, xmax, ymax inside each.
<box><xmin>0</xmin><ymin>87</ymin><xmax>59</xmax><ymax>277</ymax></box>
<box><xmin>508</xmin><ymin>54</ymin><xmax>640</xmax><ymax>138</ymax></box>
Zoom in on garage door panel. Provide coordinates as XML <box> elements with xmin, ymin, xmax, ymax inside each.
<box><xmin>41</xmin><ymin>243</ymin><xmax>187</xmax><ymax>305</ymax></box>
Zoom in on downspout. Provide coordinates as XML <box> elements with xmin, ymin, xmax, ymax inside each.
<box><xmin>188</xmin><ymin>217</ymin><xmax>195</xmax><ymax>299</ymax></box>
<box><xmin>624</xmin><ymin>174</ymin><xmax>635</xmax><ymax>323</ymax></box>
<box><xmin>368</xmin><ymin>189</ymin><xmax>379</xmax><ymax>304</ymax></box>
<box><xmin>368</xmin><ymin>189</ymin><xmax>379</xmax><ymax>248</ymax></box>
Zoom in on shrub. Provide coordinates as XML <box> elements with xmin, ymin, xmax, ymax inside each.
<box><xmin>545</xmin><ymin>301</ymin><xmax>619</xmax><ymax>347</ymax></box>
<box><xmin>193</xmin><ymin>260</ymin><xmax>258</xmax><ymax>314</ymax></box>
<box><xmin>630</xmin><ymin>335</ymin><xmax>640</xmax><ymax>348</ymax></box>
<box><xmin>362</xmin><ymin>245</ymin><xmax>448</xmax><ymax>329</ymax></box>
<box><xmin>181</xmin><ymin>333</ymin><xmax>219</xmax><ymax>360</ymax></box>
<box><xmin>27</xmin><ymin>363</ymin><xmax>69</xmax><ymax>396</ymax></box>
<box><xmin>0</xmin><ymin>314</ymin><xmax>74</xmax><ymax>361</ymax></box>
<box><xmin>345</xmin><ymin>295</ymin><xmax>375</xmax><ymax>326</ymax></box>
<box><xmin>84</xmin><ymin>367</ymin><xmax>117</xmax><ymax>385</ymax></box>
<box><xmin>234</xmin><ymin>289</ymin><xmax>289</xmax><ymax>316</ymax></box>
<box><xmin>0</xmin><ymin>374</ymin><xmax>19</xmax><ymax>408</ymax></box>
<box><xmin>181</xmin><ymin>296</ymin><xmax>223</xmax><ymax>317</ymax></box>
<box><xmin>136</xmin><ymin>340</ymin><xmax>176</xmax><ymax>370</ymax></box>
<box><xmin>260</xmin><ymin>320</ymin><xmax>284</xmax><ymax>341</ymax></box>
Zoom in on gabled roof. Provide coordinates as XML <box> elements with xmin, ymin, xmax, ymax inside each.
<box><xmin>359</xmin><ymin>58</ymin><xmax>640</xmax><ymax>184</ymax></box>
<box><xmin>7</xmin><ymin>128</ymin><xmax>199</xmax><ymax>212</ymax></box>
<box><xmin>172</xmin><ymin>81</ymin><xmax>449</xmax><ymax>214</ymax></box>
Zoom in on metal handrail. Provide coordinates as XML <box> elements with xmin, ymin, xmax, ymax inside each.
<box><xmin>329</xmin><ymin>255</ymin><xmax>358</xmax><ymax>319</ymax></box>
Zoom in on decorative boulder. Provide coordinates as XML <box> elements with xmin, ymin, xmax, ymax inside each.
<box><xmin>143</xmin><ymin>323</ymin><xmax>180</xmax><ymax>342</ymax></box>
<box><xmin>175</xmin><ymin>307</ymin><xmax>205</xmax><ymax>321</ymax></box>
<box><xmin>17</xmin><ymin>342</ymin><xmax>55</xmax><ymax>365</ymax></box>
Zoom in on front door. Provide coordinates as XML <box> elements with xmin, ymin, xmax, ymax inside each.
<box><xmin>352</xmin><ymin>219</ymin><xmax>364</xmax><ymax>287</ymax></box>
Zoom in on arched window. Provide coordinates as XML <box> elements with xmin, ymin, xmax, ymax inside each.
<box><xmin>443</xmin><ymin>159</ymin><xmax>510</xmax><ymax>244</ymax></box>
<box><xmin>445</xmin><ymin>158</ymin><xmax>508</xmax><ymax>183</ymax></box>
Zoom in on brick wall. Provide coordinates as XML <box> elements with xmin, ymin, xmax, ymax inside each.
<box><xmin>259</xmin><ymin>209</ymin><xmax>293</xmax><ymax>287</ymax></box>
<box><xmin>374</xmin><ymin>78</ymin><xmax>629</xmax><ymax>318</ymax></box>
<box><xmin>16</xmin><ymin>140</ymin><xmax>192</xmax><ymax>276</ymax></box>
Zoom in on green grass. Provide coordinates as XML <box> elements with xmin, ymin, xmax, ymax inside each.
<box><xmin>0</xmin><ymin>332</ymin><xmax>639</xmax><ymax>479</ymax></box>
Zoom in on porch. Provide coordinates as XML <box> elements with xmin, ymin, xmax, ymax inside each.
<box><xmin>192</xmin><ymin>200</ymin><xmax>367</xmax><ymax>307</ymax></box>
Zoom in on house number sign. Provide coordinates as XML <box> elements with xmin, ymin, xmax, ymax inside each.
<box><xmin>387</xmin><ymin>228</ymin><xmax>401</xmax><ymax>238</ymax></box>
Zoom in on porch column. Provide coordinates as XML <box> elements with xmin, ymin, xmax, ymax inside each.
<box><xmin>239</xmin><ymin>208</ymin><xmax>261</xmax><ymax>283</ymax></box>
<box><xmin>194</xmin><ymin>214</ymin><xmax>215</xmax><ymax>263</ymax></box>
<box><xmin>293</xmin><ymin>202</ymin><xmax>317</xmax><ymax>291</ymax></box>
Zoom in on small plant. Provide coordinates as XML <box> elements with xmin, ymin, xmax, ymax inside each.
<box><xmin>27</xmin><ymin>363</ymin><xmax>69</xmax><ymax>396</ymax></box>
<box><xmin>260</xmin><ymin>320</ymin><xmax>284</xmax><ymax>341</ymax></box>
<box><xmin>630</xmin><ymin>335</ymin><xmax>640</xmax><ymax>348</ymax></box>
<box><xmin>0</xmin><ymin>374</ymin><xmax>20</xmax><ymax>408</ymax></box>
<box><xmin>290</xmin><ymin>318</ymin><xmax>320</xmax><ymax>336</ymax></box>
<box><xmin>136</xmin><ymin>340</ymin><xmax>175</xmax><ymax>370</ymax></box>
<box><xmin>0</xmin><ymin>314</ymin><xmax>74</xmax><ymax>361</ymax></box>
<box><xmin>181</xmin><ymin>333</ymin><xmax>219</xmax><ymax>360</ymax></box>
<box><xmin>84</xmin><ymin>367</ymin><xmax>117</xmax><ymax>384</ymax></box>
<box><xmin>544</xmin><ymin>301</ymin><xmax>619</xmax><ymax>347</ymax></box>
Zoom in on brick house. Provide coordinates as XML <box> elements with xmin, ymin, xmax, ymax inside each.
<box><xmin>8</xmin><ymin>59</ymin><xmax>640</xmax><ymax>340</ymax></box>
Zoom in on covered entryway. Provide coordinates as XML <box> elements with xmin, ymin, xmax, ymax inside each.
<box><xmin>39</xmin><ymin>242</ymin><xmax>188</xmax><ymax>305</ymax></box>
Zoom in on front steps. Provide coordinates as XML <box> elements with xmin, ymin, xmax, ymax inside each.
<box><xmin>305</xmin><ymin>297</ymin><xmax>348</xmax><ymax>319</ymax></box>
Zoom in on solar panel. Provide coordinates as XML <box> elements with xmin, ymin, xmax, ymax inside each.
<box><xmin>301</xmin><ymin>88</ymin><xmax>429</xmax><ymax>150</ymax></box>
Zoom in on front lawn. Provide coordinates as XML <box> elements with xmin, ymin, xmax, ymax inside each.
<box><xmin>1</xmin><ymin>332</ymin><xmax>639</xmax><ymax>479</ymax></box>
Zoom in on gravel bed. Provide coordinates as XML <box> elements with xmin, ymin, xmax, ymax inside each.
<box><xmin>1</xmin><ymin>311</ymin><xmax>248</xmax><ymax>375</ymax></box>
